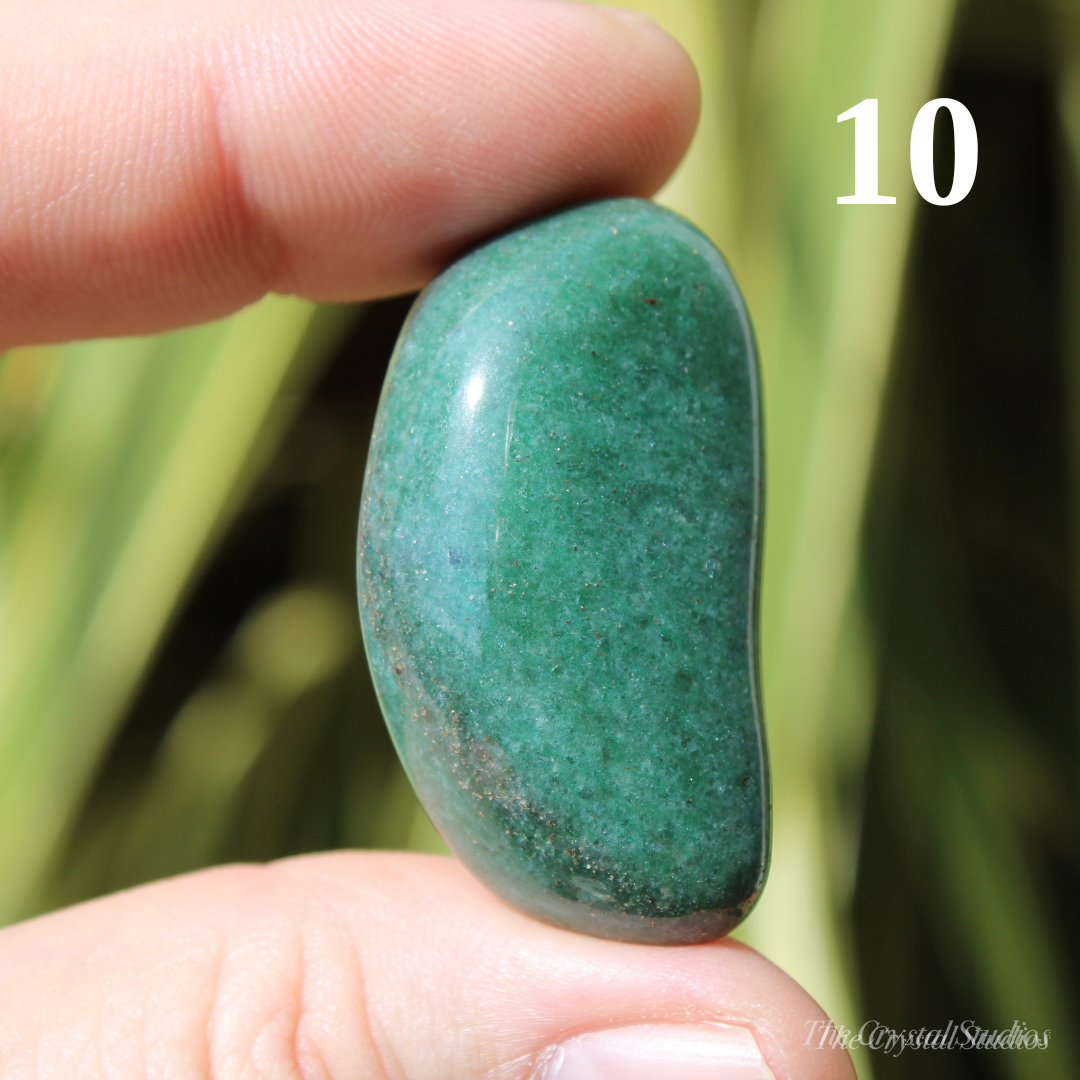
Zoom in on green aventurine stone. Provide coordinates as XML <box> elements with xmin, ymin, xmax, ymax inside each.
<box><xmin>357</xmin><ymin>198</ymin><xmax>768</xmax><ymax>944</ymax></box>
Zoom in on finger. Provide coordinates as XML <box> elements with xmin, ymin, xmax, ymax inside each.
<box><xmin>0</xmin><ymin>0</ymin><xmax>698</xmax><ymax>348</ymax></box>
<box><xmin>0</xmin><ymin>852</ymin><xmax>854</xmax><ymax>1080</ymax></box>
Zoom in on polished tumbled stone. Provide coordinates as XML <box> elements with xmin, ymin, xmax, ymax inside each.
<box><xmin>357</xmin><ymin>198</ymin><xmax>768</xmax><ymax>944</ymax></box>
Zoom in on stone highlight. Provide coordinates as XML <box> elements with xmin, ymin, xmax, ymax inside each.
<box><xmin>357</xmin><ymin>198</ymin><xmax>768</xmax><ymax>944</ymax></box>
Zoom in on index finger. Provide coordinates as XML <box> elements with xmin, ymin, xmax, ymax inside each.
<box><xmin>0</xmin><ymin>0</ymin><xmax>698</xmax><ymax>348</ymax></box>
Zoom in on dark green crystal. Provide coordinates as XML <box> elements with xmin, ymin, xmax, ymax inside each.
<box><xmin>357</xmin><ymin>198</ymin><xmax>768</xmax><ymax>944</ymax></box>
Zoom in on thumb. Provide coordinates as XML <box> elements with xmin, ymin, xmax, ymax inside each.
<box><xmin>0</xmin><ymin>851</ymin><xmax>854</xmax><ymax>1080</ymax></box>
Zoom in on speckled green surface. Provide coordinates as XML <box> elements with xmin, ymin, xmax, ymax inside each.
<box><xmin>357</xmin><ymin>199</ymin><xmax>768</xmax><ymax>944</ymax></box>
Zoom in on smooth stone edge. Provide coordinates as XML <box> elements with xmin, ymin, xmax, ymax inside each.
<box><xmin>360</xmin><ymin>197</ymin><xmax>772</xmax><ymax>942</ymax></box>
<box><xmin>466</xmin><ymin>848</ymin><xmax>762</xmax><ymax>945</ymax></box>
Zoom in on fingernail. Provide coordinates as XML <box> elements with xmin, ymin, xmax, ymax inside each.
<box><xmin>595</xmin><ymin>5</ymin><xmax>666</xmax><ymax>33</ymax></box>
<box><xmin>538</xmin><ymin>1023</ymin><xmax>776</xmax><ymax>1080</ymax></box>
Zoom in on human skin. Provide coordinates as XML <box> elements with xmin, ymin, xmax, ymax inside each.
<box><xmin>0</xmin><ymin>0</ymin><xmax>696</xmax><ymax>347</ymax></box>
<box><xmin>0</xmin><ymin>2</ymin><xmax>856</xmax><ymax>1077</ymax></box>
<box><xmin>0</xmin><ymin>854</ymin><xmax>853</xmax><ymax>1080</ymax></box>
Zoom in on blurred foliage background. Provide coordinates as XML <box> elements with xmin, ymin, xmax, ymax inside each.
<box><xmin>0</xmin><ymin>0</ymin><xmax>1077</xmax><ymax>1076</ymax></box>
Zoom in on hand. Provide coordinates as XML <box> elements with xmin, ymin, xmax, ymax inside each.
<box><xmin>0</xmin><ymin>2</ymin><xmax>855</xmax><ymax>1077</ymax></box>
<box><xmin>0</xmin><ymin>0</ymin><xmax>696</xmax><ymax>348</ymax></box>
<box><xmin>1</xmin><ymin>854</ymin><xmax>851</xmax><ymax>1079</ymax></box>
